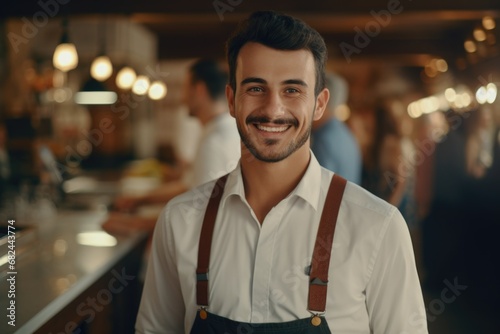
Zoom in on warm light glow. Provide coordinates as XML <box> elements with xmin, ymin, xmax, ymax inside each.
<box><xmin>53</xmin><ymin>43</ymin><xmax>78</xmax><ymax>72</ymax></box>
<box><xmin>476</xmin><ymin>86</ymin><xmax>488</xmax><ymax>104</ymax></box>
<box><xmin>54</xmin><ymin>88</ymin><xmax>71</xmax><ymax>103</ymax></box>
<box><xmin>473</xmin><ymin>28</ymin><xmax>487</xmax><ymax>42</ymax></box>
<box><xmin>464</xmin><ymin>39</ymin><xmax>477</xmax><ymax>53</ymax></box>
<box><xmin>436</xmin><ymin>59</ymin><xmax>448</xmax><ymax>72</ymax></box>
<box><xmin>424</xmin><ymin>65</ymin><xmax>437</xmax><ymax>78</ymax></box>
<box><xmin>407</xmin><ymin>102</ymin><xmax>422</xmax><ymax>119</ymax></box>
<box><xmin>486</xmin><ymin>83</ymin><xmax>497</xmax><ymax>104</ymax></box>
<box><xmin>132</xmin><ymin>75</ymin><xmax>150</xmax><ymax>95</ymax></box>
<box><xmin>445</xmin><ymin>88</ymin><xmax>457</xmax><ymax>103</ymax></box>
<box><xmin>74</xmin><ymin>91</ymin><xmax>118</xmax><ymax>105</ymax></box>
<box><xmin>454</xmin><ymin>93</ymin><xmax>472</xmax><ymax>109</ymax></box>
<box><xmin>482</xmin><ymin>16</ymin><xmax>496</xmax><ymax>30</ymax></box>
<box><xmin>334</xmin><ymin>104</ymin><xmax>351</xmax><ymax>122</ymax></box>
<box><xmin>148</xmin><ymin>81</ymin><xmax>168</xmax><ymax>100</ymax></box>
<box><xmin>90</xmin><ymin>56</ymin><xmax>113</xmax><ymax>82</ymax></box>
<box><xmin>116</xmin><ymin>67</ymin><xmax>137</xmax><ymax>90</ymax></box>
<box><xmin>77</xmin><ymin>231</ymin><xmax>117</xmax><ymax>247</ymax></box>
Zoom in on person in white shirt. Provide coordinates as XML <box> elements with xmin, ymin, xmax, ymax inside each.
<box><xmin>103</xmin><ymin>59</ymin><xmax>240</xmax><ymax>234</ymax></box>
<box><xmin>136</xmin><ymin>11</ymin><xmax>427</xmax><ymax>334</ymax></box>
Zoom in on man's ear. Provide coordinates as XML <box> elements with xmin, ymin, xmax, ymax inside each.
<box><xmin>226</xmin><ymin>84</ymin><xmax>235</xmax><ymax>118</ymax></box>
<box><xmin>313</xmin><ymin>88</ymin><xmax>329</xmax><ymax>121</ymax></box>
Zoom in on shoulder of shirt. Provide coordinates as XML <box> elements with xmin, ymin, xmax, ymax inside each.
<box><xmin>163</xmin><ymin>178</ymin><xmax>218</xmax><ymax>213</ymax></box>
<box><xmin>324</xmin><ymin>168</ymin><xmax>396</xmax><ymax>219</ymax></box>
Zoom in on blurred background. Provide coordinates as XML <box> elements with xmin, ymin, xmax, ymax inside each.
<box><xmin>1</xmin><ymin>1</ymin><xmax>499</xmax><ymax>333</ymax></box>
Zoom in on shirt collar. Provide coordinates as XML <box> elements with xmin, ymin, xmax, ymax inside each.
<box><xmin>221</xmin><ymin>151</ymin><xmax>323</xmax><ymax>211</ymax></box>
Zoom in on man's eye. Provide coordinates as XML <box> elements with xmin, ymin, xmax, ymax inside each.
<box><xmin>248</xmin><ymin>87</ymin><xmax>263</xmax><ymax>92</ymax></box>
<box><xmin>285</xmin><ymin>88</ymin><xmax>299</xmax><ymax>94</ymax></box>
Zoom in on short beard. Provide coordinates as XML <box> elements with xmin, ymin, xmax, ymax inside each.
<box><xmin>237</xmin><ymin>111</ymin><xmax>314</xmax><ymax>163</ymax></box>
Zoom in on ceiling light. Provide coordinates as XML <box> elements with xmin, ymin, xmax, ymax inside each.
<box><xmin>473</xmin><ymin>27</ymin><xmax>487</xmax><ymax>42</ymax></box>
<box><xmin>90</xmin><ymin>55</ymin><xmax>113</xmax><ymax>82</ymax></box>
<box><xmin>482</xmin><ymin>16</ymin><xmax>496</xmax><ymax>30</ymax></box>
<box><xmin>464</xmin><ymin>39</ymin><xmax>477</xmax><ymax>53</ymax></box>
<box><xmin>148</xmin><ymin>81</ymin><xmax>168</xmax><ymax>100</ymax></box>
<box><xmin>75</xmin><ymin>78</ymin><xmax>117</xmax><ymax>105</ymax></box>
<box><xmin>116</xmin><ymin>66</ymin><xmax>137</xmax><ymax>90</ymax></box>
<box><xmin>132</xmin><ymin>75</ymin><xmax>150</xmax><ymax>95</ymax></box>
<box><xmin>53</xmin><ymin>18</ymin><xmax>78</xmax><ymax>72</ymax></box>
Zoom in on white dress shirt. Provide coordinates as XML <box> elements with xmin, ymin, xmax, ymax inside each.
<box><xmin>185</xmin><ymin>112</ymin><xmax>241</xmax><ymax>188</ymax></box>
<box><xmin>136</xmin><ymin>153</ymin><xmax>428</xmax><ymax>334</ymax></box>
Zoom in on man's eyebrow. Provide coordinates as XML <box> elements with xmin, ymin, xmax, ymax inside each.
<box><xmin>240</xmin><ymin>78</ymin><xmax>309</xmax><ymax>87</ymax></box>
<box><xmin>282</xmin><ymin>79</ymin><xmax>308</xmax><ymax>87</ymax></box>
<box><xmin>241</xmin><ymin>77</ymin><xmax>266</xmax><ymax>85</ymax></box>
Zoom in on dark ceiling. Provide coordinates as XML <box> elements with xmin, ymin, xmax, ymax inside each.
<box><xmin>4</xmin><ymin>0</ymin><xmax>500</xmax><ymax>67</ymax></box>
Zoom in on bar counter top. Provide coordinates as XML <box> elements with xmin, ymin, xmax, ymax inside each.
<box><xmin>0</xmin><ymin>208</ymin><xmax>148</xmax><ymax>333</ymax></box>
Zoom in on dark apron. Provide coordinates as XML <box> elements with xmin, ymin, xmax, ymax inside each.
<box><xmin>190</xmin><ymin>174</ymin><xmax>347</xmax><ymax>334</ymax></box>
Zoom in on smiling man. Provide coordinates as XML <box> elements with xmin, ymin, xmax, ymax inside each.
<box><xmin>136</xmin><ymin>11</ymin><xmax>427</xmax><ymax>334</ymax></box>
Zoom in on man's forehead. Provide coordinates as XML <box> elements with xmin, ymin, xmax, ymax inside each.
<box><xmin>236</xmin><ymin>42</ymin><xmax>315</xmax><ymax>84</ymax></box>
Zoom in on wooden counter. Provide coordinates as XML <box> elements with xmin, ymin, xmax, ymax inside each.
<box><xmin>0</xmin><ymin>209</ymin><xmax>148</xmax><ymax>334</ymax></box>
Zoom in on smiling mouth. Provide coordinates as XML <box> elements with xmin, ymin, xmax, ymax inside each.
<box><xmin>255</xmin><ymin>124</ymin><xmax>290</xmax><ymax>133</ymax></box>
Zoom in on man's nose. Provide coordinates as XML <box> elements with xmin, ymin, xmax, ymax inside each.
<box><xmin>263</xmin><ymin>91</ymin><xmax>286</xmax><ymax>119</ymax></box>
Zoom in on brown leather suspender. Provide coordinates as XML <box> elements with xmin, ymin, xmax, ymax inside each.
<box><xmin>308</xmin><ymin>174</ymin><xmax>347</xmax><ymax>312</ymax></box>
<box><xmin>196</xmin><ymin>174</ymin><xmax>229</xmax><ymax>306</ymax></box>
<box><xmin>195</xmin><ymin>174</ymin><xmax>347</xmax><ymax>313</ymax></box>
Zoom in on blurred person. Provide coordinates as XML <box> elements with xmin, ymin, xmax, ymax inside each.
<box><xmin>362</xmin><ymin>103</ymin><xmax>411</xmax><ymax>208</ymax></box>
<box><xmin>103</xmin><ymin>59</ymin><xmax>240</xmax><ymax>234</ymax></box>
<box><xmin>311</xmin><ymin>73</ymin><xmax>362</xmax><ymax>184</ymax></box>
<box><xmin>136</xmin><ymin>11</ymin><xmax>426</xmax><ymax>334</ymax></box>
<box><xmin>421</xmin><ymin>109</ymin><xmax>469</xmax><ymax>290</ymax></box>
<box><xmin>464</xmin><ymin>107</ymin><xmax>495</xmax><ymax>178</ymax></box>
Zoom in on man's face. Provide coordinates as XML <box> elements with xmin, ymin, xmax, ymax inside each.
<box><xmin>226</xmin><ymin>42</ymin><xmax>328</xmax><ymax>163</ymax></box>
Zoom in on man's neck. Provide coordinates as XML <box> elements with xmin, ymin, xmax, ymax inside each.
<box><xmin>240</xmin><ymin>146</ymin><xmax>311</xmax><ymax>223</ymax></box>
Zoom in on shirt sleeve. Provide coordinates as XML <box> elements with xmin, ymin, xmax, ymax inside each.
<box><xmin>135</xmin><ymin>206</ymin><xmax>186</xmax><ymax>334</ymax></box>
<box><xmin>365</xmin><ymin>207</ymin><xmax>428</xmax><ymax>333</ymax></box>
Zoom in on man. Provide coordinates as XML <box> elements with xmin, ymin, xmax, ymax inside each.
<box><xmin>136</xmin><ymin>11</ymin><xmax>427</xmax><ymax>334</ymax></box>
<box><xmin>103</xmin><ymin>59</ymin><xmax>240</xmax><ymax>233</ymax></box>
<box><xmin>311</xmin><ymin>73</ymin><xmax>362</xmax><ymax>184</ymax></box>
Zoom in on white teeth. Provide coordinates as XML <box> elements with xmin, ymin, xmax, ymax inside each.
<box><xmin>256</xmin><ymin>124</ymin><xmax>289</xmax><ymax>133</ymax></box>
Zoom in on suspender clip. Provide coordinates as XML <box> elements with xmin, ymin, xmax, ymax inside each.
<box><xmin>197</xmin><ymin>272</ymin><xmax>209</xmax><ymax>281</ymax></box>
<box><xmin>310</xmin><ymin>277</ymin><xmax>328</xmax><ymax>286</ymax></box>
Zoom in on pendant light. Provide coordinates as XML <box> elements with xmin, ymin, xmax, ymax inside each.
<box><xmin>90</xmin><ymin>17</ymin><xmax>113</xmax><ymax>82</ymax></box>
<box><xmin>53</xmin><ymin>18</ymin><xmax>78</xmax><ymax>72</ymax></box>
<box><xmin>116</xmin><ymin>22</ymin><xmax>137</xmax><ymax>90</ymax></box>
<box><xmin>148</xmin><ymin>81</ymin><xmax>167</xmax><ymax>100</ymax></box>
<box><xmin>116</xmin><ymin>66</ymin><xmax>136</xmax><ymax>90</ymax></box>
<box><xmin>132</xmin><ymin>75</ymin><xmax>150</xmax><ymax>95</ymax></box>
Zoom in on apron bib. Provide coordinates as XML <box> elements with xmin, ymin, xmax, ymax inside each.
<box><xmin>190</xmin><ymin>174</ymin><xmax>347</xmax><ymax>334</ymax></box>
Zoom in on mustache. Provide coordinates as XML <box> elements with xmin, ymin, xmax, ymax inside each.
<box><xmin>246</xmin><ymin>116</ymin><xmax>298</xmax><ymax>127</ymax></box>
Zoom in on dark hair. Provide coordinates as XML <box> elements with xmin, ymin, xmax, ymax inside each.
<box><xmin>226</xmin><ymin>11</ymin><xmax>327</xmax><ymax>96</ymax></box>
<box><xmin>189</xmin><ymin>59</ymin><xmax>228</xmax><ymax>100</ymax></box>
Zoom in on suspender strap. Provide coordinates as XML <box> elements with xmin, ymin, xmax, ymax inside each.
<box><xmin>195</xmin><ymin>173</ymin><xmax>347</xmax><ymax>311</ymax></box>
<box><xmin>308</xmin><ymin>174</ymin><xmax>347</xmax><ymax>312</ymax></box>
<box><xmin>196</xmin><ymin>175</ymin><xmax>229</xmax><ymax>306</ymax></box>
